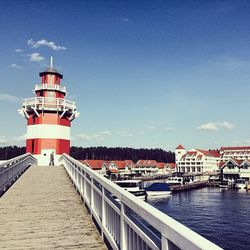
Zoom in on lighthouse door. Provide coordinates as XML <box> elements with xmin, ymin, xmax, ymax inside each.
<box><xmin>41</xmin><ymin>149</ymin><xmax>55</xmax><ymax>166</ymax></box>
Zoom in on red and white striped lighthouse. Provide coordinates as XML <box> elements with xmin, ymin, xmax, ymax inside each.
<box><xmin>19</xmin><ymin>57</ymin><xmax>79</xmax><ymax>165</ymax></box>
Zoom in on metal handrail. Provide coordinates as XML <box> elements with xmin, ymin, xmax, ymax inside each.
<box><xmin>22</xmin><ymin>97</ymin><xmax>76</xmax><ymax>111</ymax></box>
<box><xmin>59</xmin><ymin>154</ymin><xmax>223</xmax><ymax>250</ymax></box>
<box><xmin>0</xmin><ymin>153</ymin><xmax>37</xmax><ymax>195</ymax></box>
<box><xmin>35</xmin><ymin>84</ymin><xmax>66</xmax><ymax>93</ymax></box>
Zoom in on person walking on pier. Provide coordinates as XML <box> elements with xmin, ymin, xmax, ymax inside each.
<box><xmin>49</xmin><ymin>152</ymin><xmax>55</xmax><ymax>166</ymax></box>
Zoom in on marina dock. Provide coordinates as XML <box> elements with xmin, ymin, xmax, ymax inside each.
<box><xmin>170</xmin><ymin>181</ymin><xmax>208</xmax><ymax>192</ymax></box>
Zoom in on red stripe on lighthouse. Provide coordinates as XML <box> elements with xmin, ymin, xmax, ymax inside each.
<box><xmin>26</xmin><ymin>139</ymin><xmax>70</xmax><ymax>155</ymax></box>
<box><xmin>27</xmin><ymin>113</ymin><xmax>71</xmax><ymax>126</ymax></box>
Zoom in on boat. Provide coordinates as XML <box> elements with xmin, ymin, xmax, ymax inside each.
<box><xmin>219</xmin><ymin>179</ymin><xmax>229</xmax><ymax>189</ymax></box>
<box><xmin>144</xmin><ymin>182</ymin><xmax>172</xmax><ymax>198</ymax></box>
<box><xmin>114</xmin><ymin>180</ymin><xmax>147</xmax><ymax>201</ymax></box>
<box><xmin>166</xmin><ymin>177</ymin><xmax>184</xmax><ymax>186</ymax></box>
<box><xmin>235</xmin><ymin>179</ymin><xmax>247</xmax><ymax>190</ymax></box>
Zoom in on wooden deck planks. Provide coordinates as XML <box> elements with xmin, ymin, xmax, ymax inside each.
<box><xmin>0</xmin><ymin>166</ymin><xmax>107</xmax><ymax>250</ymax></box>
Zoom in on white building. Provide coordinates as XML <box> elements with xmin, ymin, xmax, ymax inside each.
<box><xmin>220</xmin><ymin>159</ymin><xmax>250</xmax><ymax>180</ymax></box>
<box><xmin>220</xmin><ymin>146</ymin><xmax>250</xmax><ymax>161</ymax></box>
<box><xmin>175</xmin><ymin>145</ymin><xmax>220</xmax><ymax>174</ymax></box>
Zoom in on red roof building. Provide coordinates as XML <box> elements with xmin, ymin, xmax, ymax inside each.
<box><xmin>176</xmin><ymin>148</ymin><xmax>220</xmax><ymax>174</ymax></box>
<box><xmin>176</xmin><ymin>144</ymin><xmax>185</xmax><ymax>150</ymax></box>
<box><xmin>80</xmin><ymin>160</ymin><xmax>104</xmax><ymax>170</ymax></box>
<box><xmin>220</xmin><ymin>146</ymin><xmax>250</xmax><ymax>161</ymax></box>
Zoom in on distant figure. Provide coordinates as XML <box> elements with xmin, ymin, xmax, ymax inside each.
<box><xmin>49</xmin><ymin>152</ymin><xmax>54</xmax><ymax>166</ymax></box>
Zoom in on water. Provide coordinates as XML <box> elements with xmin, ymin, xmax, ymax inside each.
<box><xmin>147</xmin><ymin>187</ymin><xmax>250</xmax><ymax>250</ymax></box>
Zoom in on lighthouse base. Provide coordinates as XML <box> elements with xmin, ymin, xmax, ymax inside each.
<box><xmin>33</xmin><ymin>152</ymin><xmax>61</xmax><ymax>166</ymax></box>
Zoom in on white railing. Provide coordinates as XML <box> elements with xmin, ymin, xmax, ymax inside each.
<box><xmin>59</xmin><ymin>154</ymin><xmax>223</xmax><ymax>250</ymax></box>
<box><xmin>22</xmin><ymin>97</ymin><xmax>77</xmax><ymax>111</ymax></box>
<box><xmin>222</xmin><ymin>168</ymin><xmax>240</xmax><ymax>174</ymax></box>
<box><xmin>240</xmin><ymin>169</ymin><xmax>250</xmax><ymax>173</ymax></box>
<box><xmin>35</xmin><ymin>84</ymin><xmax>66</xmax><ymax>93</ymax></box>
<box><xmin>0</xmin><ymin>153</ymin><xmax>37</xmax><ymax>195</ymax></box>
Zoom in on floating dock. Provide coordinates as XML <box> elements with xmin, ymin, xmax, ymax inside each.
<box><xmin>170</xmin><ymin>181</ymin><xmax>208</xmax><ymax>192</ymax></box>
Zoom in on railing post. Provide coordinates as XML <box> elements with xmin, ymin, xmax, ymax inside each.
<box><xmin>84</xmin><ymin>172</ymin><xmax>87</xmax><ymax>199</ymax></box>
<box><xmin>42</xmin><ymin>97</ymin><xmax>44</xmax><ymax>109</ymax></box>
<box><xmin>80</xmin><ymin>171</ymin><xmax>84</xmax><ymax>196</ymax></box>
<box><xmin>101</xmin><ymin>186</ymin><xmax>106</xmax><ymax>240</ymax></box>
<box><xmin>162</xmin><ymin>235</ymin><xmax>170</xmax><ymax>250</ymax></box>
<box><xmin>120</xmin><ymin>203</ymin><xmax>127</xmax><ymax>250</ymax></box>
<box><xmin>91</xmin><ymin>178</ymin><xmax>94</xmax><ymax>216</ymax></box>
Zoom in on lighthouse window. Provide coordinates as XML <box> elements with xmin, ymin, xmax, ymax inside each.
<box><xmin>48</xmin><ymin>91</ymin><xmax>55</xmax><ymax>98</ymax></box>
<box><xmin>48</xmin><ymin>75</ymin><xmax>53</xmax><ymax>84</ymax></box>
<box><xmin>31</xmin><ymin>140</ymin><xmax>35</xmax><ymax>154</ymax></box>
<box><xmin>32</xmin><ymin>115</ymin><xmax>36</xmax><ymax>124</ymax></box>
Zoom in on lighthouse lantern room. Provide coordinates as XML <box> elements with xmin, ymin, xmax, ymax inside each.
<box><xmin>18</xmin><ymin>57</ymin><xmax>79</xmax><ymax>165</ymax></box>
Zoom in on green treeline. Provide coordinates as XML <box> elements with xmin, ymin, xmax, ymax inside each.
<box><xmin>0</xmin><ymin>146</ymin><xmax>26</xmax><ymax>160</ymax></box>
<box><xmin>70</xmin><ymin>146</ymin><xmax>175</xmax><ymax>163</ymax></box>
<box><xmin>0</xmin><ymin>146</ymin><xmax>175</xmax><ymax>163</ymax></box>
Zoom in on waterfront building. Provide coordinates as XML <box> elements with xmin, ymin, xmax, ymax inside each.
<box><xmin>131</xmin><ymin>160</ymin><xmax>172</xmax><ymax>176</ymax></box>
<box><xmin>175</xmin><ymin>145</ymin><xmax>220</xmax><ymax>174</ymax></box>
<box><xmin>80</xmin><ymin>160</ymin><xmax>106</xmax><ymax>175</ymax></box>
<box><xmin>219</xmin><ymin>159</ymin><xmax>241</xmax><ymax>180</ymax></box>
<box><xmin>18</xmin><ymin>58</ymin><xmax>79</xmax><ymax>165</ymax></box>
<box><xmin>108</xmin><ymin>160</ymin><xmax>133</xmax><ymax>176</ymax></box>
<box><xmin>79</xmin><ymin>159</ymin><xmax>134</xmax><ymax>177</ymax></box>
<box><xmin>80</xmin><ymin>159</ymin><xmax>172</xmax><ymax>177</ymax></box>
<box><xmin>175</xmin><ymin>144</ymin><xmax>187</xmax><ymax>162</ymax></box>
<box><xmin>220</xmin><ymin>159</ymin><xmax>250</xmax><ymax>180</ymax></box>
<box><xmin>132</xmin><ymin>160</ymin><xmax>159</xmax><ymax>176</ymax></box>
<box><xmin>165</xmin><ymin>163</ymin><xmax>176</xmax><ymax>173</ymax></box>
<box><xmin>220</xmin><ymin>146</ymin><xmax>250</xmax><ymax>161</ymax></box>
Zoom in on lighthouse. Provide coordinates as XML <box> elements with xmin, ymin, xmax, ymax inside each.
<box><xmin>18</xmin><ymin>57</ymin><xmax>79</xmax><ymax>165</ymax></box>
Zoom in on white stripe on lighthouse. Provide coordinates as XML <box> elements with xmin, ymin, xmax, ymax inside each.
<box><xmin>27</xmin><ymin>124</ymin><xmax>70</xmax><ymax>140</ymax></box>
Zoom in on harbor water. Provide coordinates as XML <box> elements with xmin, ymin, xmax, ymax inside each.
<box><xmin>148</xmin><ymin>187</ymin><xmax>250</xmax><ymax>250</ymax></box>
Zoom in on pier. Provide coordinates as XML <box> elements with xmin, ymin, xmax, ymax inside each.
<box><xmin>0</xmin><ymin>164</ymin><xmax>106</xmax><ymax>249</ymax></box>
<box><xmin>0</xmin><ymin>153</ymin><xmax>223</xmax><ymax>250</ymax></box>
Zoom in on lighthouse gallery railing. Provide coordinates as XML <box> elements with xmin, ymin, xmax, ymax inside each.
<box><xmin>34</xmin><ymin>84</ymin><xmax>66</xmax><ymax>93</ymax></box>
<box><xmin>0</xmin><ymin>153</ymin><xmax>37</xmax><ymax>195</ymax></box>
<box><xmin>22</xmin><ymin>97</ymin><xmax>76</xmax><ymax>111</ymax></box>
<box><xmin>59</xmin><ymin>154</ymin><xmax>222</xmax><ymax>250</ymax></box>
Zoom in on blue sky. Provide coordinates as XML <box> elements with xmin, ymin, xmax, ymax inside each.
<box><xmin>0</xmin><ymin>0</ymin><xmax>250</xmax><ymax>151</ymax></box>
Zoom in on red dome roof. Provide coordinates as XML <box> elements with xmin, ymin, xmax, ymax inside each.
<box><xmin>176</xmin><ymin>144</ymin><xmax>185</xmax><ymax>150</ymax></box>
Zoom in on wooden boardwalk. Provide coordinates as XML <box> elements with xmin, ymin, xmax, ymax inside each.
<box><xmin>0</xmin><ymin>166</ymin><xmax>107</xmax><ymax>250</ymax></box>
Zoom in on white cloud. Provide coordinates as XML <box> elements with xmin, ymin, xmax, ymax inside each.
<box><xmin>116</xmin><ymin>131</ymin><xmax>133</xmax><ymax>137</ymax></box>
<box><xmin>28</xmin><ymin>52</ymin><xmax>44</xmax><ymax>62</ymax></box>
<box><xmin>232</xmin><ymin>139</ymin><xmax>250</xmax><ymax>145</ymax></box>
<box><xmin>15</xmin><ymin>49</ymin><xmax>23</xmax><ymax>53</ymax></box>
<box><xmin>0</xmin><ymin>93</ymin><xmax>22</xmax><ymax>103</ymax></box>
<box><xmin>218</xmin><ymin>122</ymin><xmax>235</xmax><ymax>130</ymax></box>
<box><xmin>0</xmin><ymin>136</ymin><xmax>7</xmax><ymax>144</ymax></box>
<box><xmin>11</xmin><ymin>63</ymin><xmax>23</xmax><ymax>69</ymax></box>
<box><xmin>121</xmin><ymin>17</ymin><xmax>130</xmax><ymax>23</ymax></box>
<box><xmin>100</xmin><ymin>131</ymin><xmax>112</xmax><ymax>136</ymax></box>
<box><xmin>27</xmin><ymin>39</ymin><xmax>66</xmax><ymax>51</ymax></box>
<box><xmin>76</xmin><ymin>133</ymin><xmax>104</xmax><ymax>142</ymax></box>
<box><xmin>198</xmin><ymin>122</ymin><xmax>219</xmax><ymax>131</ymax></box>
<box><xmin>116</xmin><ymin>131</ymin><xmax>126</xmax><ymax>135</ymax></box>
<box><xmin>12</xmin><ymin>134</ymin><xmax>26</xmax><ymax>142</ymax></box>
<box><xmin>146</xmin><ymin>126</ymin><xmax>157</xmax><ymax>130</ymax></box>
<box><xmin>163</xmin><ymin>127</ymin><xmax>175</xmax><ymax>131</ymax></box>
<box><xmin>197</xmin><ymin>122</ymin><xmax>235</xmax><ymax>131</ymax></box>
